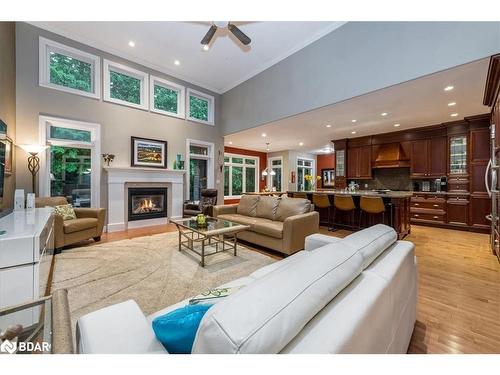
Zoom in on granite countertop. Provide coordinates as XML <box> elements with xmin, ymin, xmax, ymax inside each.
<box><xmin>289</xmin><ymin>190</ymin><xmax>413</xmax><ymax>198</ymax></box>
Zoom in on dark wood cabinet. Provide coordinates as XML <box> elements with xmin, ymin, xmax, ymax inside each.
<box><xmin>410</xmin><ymin>137</ymin><xmax>446</xmax><ymax>178</ymax></box>
<box><xmin>470</xmin><ymin>196</ymin><xmax>490</xmax><ymax>230</ymax></box>
<box><xmin>347</xmin><ymin>146</ymin><xmax>372</xmax><ymax>179</ymax></box>
<box><xmin>446</xmin><ymin>196</ymin><xmax>469</xmax><ymax>226</ymax></box>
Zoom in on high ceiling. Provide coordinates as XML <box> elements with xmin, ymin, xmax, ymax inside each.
<box><xmin>31</xmin><ymin>21</ymin><xmax>345</xmax><ymax>93</ymax></box>
<box><xmin>225</xmin><ymin>58</ymin><xmax>491</xmax><ymax>154</ymax></box>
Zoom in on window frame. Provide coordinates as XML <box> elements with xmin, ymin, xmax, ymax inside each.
<box><xmin>149</xmin><ymin>75</ymin><xmax>185</xmax><ymax>119</ymax></box>
<box><xmin>224</xmin><ymin>153</ymin><xmax>259</xmax><ymax>199</ymax></box>
<box><xmin>103</xmin><ymin>59</ymin><xmax>149</xmax><ymax>110</ymax></box>
<box><xmin>38</xmin><ymin>115</ymin><xmax>101</xmax><ymax>208</ymax></box>
<box><xmin>185</xmin><ymin>139</ymin><xmax>215</xmax><ymax>202</ymax></box>
<box><xmin>267</xmin><ymin>156</ymin><xmax>284</xmax><ymax>192</ymax></box>
<box><xmin>296</xmin><ymin>157</ymin><xmax>315</xmax><ymax>192</ymax></box>
<box><xmin>186</xmin><ymin>88</ymin><xmax>215</xmax><ymax>126</ymax></box>
<box><xmin>39</xmin><ymin>37</ymin><xmax>101</xmax><ymax>99</ymax></box>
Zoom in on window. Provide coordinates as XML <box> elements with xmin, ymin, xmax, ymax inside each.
<box><xmin>186</xmin><ymin>140</ymin><xmax>214</xmax><ymax>202</ymax></box>
<box><xmin>39</xmin><ymin>37</ymin><xmax>101</xmax><ymax>99</ymax></box>
<box><xmin>187</xmin><ymin>88</ymin><xmax>214</xmax><ymax>125</ymax></box>
<box><xmin>268</xmin><ymin>157</ymin><xmax>283</xmax><ymax>192</ymax></box>
<box><xmin>150</xmin><ymin>76</ymin><xmax>185</xmax><ymax>119</ymax></box>
<box><xmin>297</xmin><ymin>157</ymin><xmax>315</xmax><ymax>192</ymax></box>
<box><xmin>103</xmin><ymin>60</ymin><xmax>149</xmax><ymax>110</ymax></box>
<box><xmin>224</xmin><ymin>154</ymin><xmax>259</xmax><ymax>197</ymax></box>
<box><xmin>39</xmin><ymin>116</ymin><xmax>101</xmax><ymax>208</ymax></box>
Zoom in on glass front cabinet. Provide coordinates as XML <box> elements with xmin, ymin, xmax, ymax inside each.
<box><xmin>449</xmin><ymin>135</ymin><xmax>468</xmax><ymax>175</ymax></box>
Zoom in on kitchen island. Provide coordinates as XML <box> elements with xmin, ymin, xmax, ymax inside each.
<box><xmin>287</xmin><ymin>190</ymin><xmax>411</xmax><ymax>239</ymax></box>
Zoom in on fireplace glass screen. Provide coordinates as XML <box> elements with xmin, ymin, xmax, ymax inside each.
<box><xmin>128</xmin><ymin>188</ymin><xmax>167</xmax><ymax>221</ymax></box>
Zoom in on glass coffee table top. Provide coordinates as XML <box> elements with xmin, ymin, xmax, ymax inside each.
<box><xmin>172</xmin><ymin>217</ymin><xmax>248</xmax><ymax>235</ymax></box>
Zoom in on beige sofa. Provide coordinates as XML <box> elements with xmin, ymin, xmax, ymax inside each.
<box><xmin>212</xmin><ymin>195</ymin><xmax>319</xmax><ymax>255</ymax></box>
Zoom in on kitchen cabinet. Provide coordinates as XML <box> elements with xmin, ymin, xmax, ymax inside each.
<box><xmin>446</xmin><ymin>195</ymin><xmax>469</xmax><ymax>226</ymax></box>
<box><xmin>347</xmin><ymin>146</ymin><xmax>372</xmax><ymax>179</ymax></box>
<box><xmin>410</xmin><ymin>137</ymin><xmax>447</xmax><ymax>178</ymax></box>
<box><xmin>449</xmin><ymin>135</ymin><xmax>468</xmax><ymax>175</ymax></box>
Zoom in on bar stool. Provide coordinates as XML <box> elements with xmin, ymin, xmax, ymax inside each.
<box><xmin>332</xmin><ymin>195</ymin><xmax>356</xmax><ymax>230</ymax></box>
<box><xmin>293</xmin><ymin>192</ymin><xmax>308</xmax><ymax>199</ymax></box>
<box><xmin>359</xmin><ymin>196</ymin><xmax>385</xmax><ymax>228</ymax></box>
<box><xmin>312</xmin><ymin>194</ymin><xmax>333</xmax><ymax>231</ymax></box>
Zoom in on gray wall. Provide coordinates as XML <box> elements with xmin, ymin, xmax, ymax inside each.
<box><xmin>15</xmin><ymin>22</ymin><xmax>224</xmax><ymax>206</ymax></box>
<box><xmin>267</xmin><ymin>150</ymin><xmax>317</xmax><ymax>191</ymax></box>
<box><xmin>0</xmin><ymin>22</ymin><xmax>16</xmax><ymax>211</ymax></box>
<box><xmin>221</xmin><ymin>22</ymin><xmax>500</xmax><ymax>135</ymax></box>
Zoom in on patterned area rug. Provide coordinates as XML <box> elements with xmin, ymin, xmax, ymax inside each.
<box><xmin>51</xmin><ymin>231</ymin><xmax>276</xmax><ymax>344</ymax></box>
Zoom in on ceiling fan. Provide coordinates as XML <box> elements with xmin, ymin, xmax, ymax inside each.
<box><xmin>200</xmin><ymin>22</ymin><xmax>251</xmax><ymax>48</ymax></box>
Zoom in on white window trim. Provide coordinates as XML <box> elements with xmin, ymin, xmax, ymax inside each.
<box><xmin>103</xmin><ymin>59</ymin><xmax>149</xmax><ymax>110</ymax></box>
<box><xmin>224</xmin><ymin>153</ymin><xmax>260</xmax><ymax>199</ymax></box>
<box><xmin>38</xmin><ymin>115</ymin><xmax>101</xmax><ymax>208</ymax></box>
<box><xmin>296</xmin><ymin>157</ymin><xmax>316</xmax><ymax>192</ymax></box>
<box><xmin>186</xmin><ymin>139</ymin><xmax>215</xmax><ymax>200</ymax></box>
<box><xmin>186</xmin><ymin>88</ymin><xmax>215</xmax><ymax>126</ymax></box>
<box><xmin>149</xmin><ymin>76</ymin><xmax>185</xmax><ymax>119</ymax></box>
<box><xmin>267</xmin><ymin>156</ymin><xmax>283</xmax><ymax>192</ymax></box>
<box><xmin>39</xmin><ymin>37</ymin><xmax>101</xmax><ymax>99</ymax></box>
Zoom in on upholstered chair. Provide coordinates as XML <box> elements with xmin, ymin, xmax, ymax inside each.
<box><xmin>183</xmin><ymin>189</ymin><xmax>218</xmax><ymax>217</ymax></box>
<box><xmin>35</xmin><ymin>197</ymin><xmax>106</xmax><ymax>252</ymax></box>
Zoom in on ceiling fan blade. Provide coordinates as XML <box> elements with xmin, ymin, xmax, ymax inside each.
<box><xmin>200</xmin><ymin>25</ymin><xmax>217</xmax><ymax>45</ymax></box>
<box><xmin>228</xmin><ymin>23</ymin><xmax>251</xmax><ymax>45</ymax></box>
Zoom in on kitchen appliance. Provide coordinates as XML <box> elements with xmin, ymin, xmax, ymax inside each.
<box><xmin>485</xmin><ymin>124</ymin><xmax>499</xmax><ymax>260</ymax></box>
<box><xmin>421</xmin><ymin>181</ymin><xmax>430</xmax><ymax>192</ymax></box>
<box><xmin>433</xmin><ymin>177</ymin><xmax>447</xmax><ymax>192</ymax></box>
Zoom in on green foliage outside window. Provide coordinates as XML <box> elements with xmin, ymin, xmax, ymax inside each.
<box><xmin>49</xmin><ymin>52</ymin><xmax>92</xmax><ymax>92</ymax></box>
<box><xmin>50</xmin><ymin>146</ymin><xmax>91</xmax><ymax>198</ymax></box>
<box><xmin>245</xmin><ymin>167</ymin><xmax>256</xmax><ymax>193</ymax></box>
<box><xmin>189</xmin><ymin>95</ymin><xmax>209</xmax><ymax>121</ymax></box>
<box><xmin>224</xmin><ymin>166</ymin><xmax>230</xmax><ymax>196</ymax></box>
<box><xmin>110</xmin><ymin>71</ymin><xmax>141</xmax><ymax>104</ymax></box>
<box><xmin>154</xmin><ymin>85</ymin><xmax>178</xmax><ymax>113</ymax></box>
<box><xmin>232</xmin><ymin>167</ymin><xmax>243</xmax><ymax>195</ymax></box>
<box><xmin>50</xmin><ymin>126</ymin><xmax>91</xmax><ymax>142</ymax></box>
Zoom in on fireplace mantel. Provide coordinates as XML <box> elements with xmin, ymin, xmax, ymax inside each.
<box><xmin>104</xmin><ymin>167</ymin><xmax>186</xmax><ymax>232</ymax></box>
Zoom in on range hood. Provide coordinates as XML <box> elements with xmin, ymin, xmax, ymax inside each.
<box><xmin>373</xmin><ymin>143</ymin><xmax>410</xmax><ymax>169</ymax></box>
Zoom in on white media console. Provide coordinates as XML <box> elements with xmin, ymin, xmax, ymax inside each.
<box><xmin>0</xmin><ymin>208</ymin><xmax>54</xmax><ymax>328</ymax></box>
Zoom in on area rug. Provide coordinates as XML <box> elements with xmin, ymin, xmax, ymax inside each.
<box><xmin>51</xmin><ymin>231</ymin><xmax>276</xmax><ymax>344</ymax></box>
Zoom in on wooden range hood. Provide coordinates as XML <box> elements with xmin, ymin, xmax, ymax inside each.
<box><xmin>373</xmin><ymin>143</ymin><xmax>410</xmax><ymax>169</ymax></box>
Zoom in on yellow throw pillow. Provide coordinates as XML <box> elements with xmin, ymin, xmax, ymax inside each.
<box><xmin>54</xmin><ymin>204</ymin><xmax>77</xmax><ymax>220</ymax></box>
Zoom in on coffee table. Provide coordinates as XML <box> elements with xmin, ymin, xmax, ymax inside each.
<box><xmin>171</xmin><ymin>217</ymin><xmax>250</xmax><ymax>267</ymax></box>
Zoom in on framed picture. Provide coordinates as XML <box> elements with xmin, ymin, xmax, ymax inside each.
<box><xmin>131</xmin><ymin>136</ymin><xmax>168</xmax><ymax>168</ymax></box>
<box><xmin>1</xmin><ymin>137</ymin><xmax>13</xmax><ymax>176</ymax></box>
<box><xmin>321</xmin><ymin>168</ymin><xmax>335</xmax><ymax>188</ymax></box>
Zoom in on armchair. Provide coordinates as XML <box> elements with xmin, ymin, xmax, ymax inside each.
<box><xmin>183</xmin><ymin>189</ymin><xmax>218</xmax><ymax>217</ymax></box>
<box><xmin>35</xmin><ymin>197</ymin><xmax>106</xmax><ymax>252</ymax></box>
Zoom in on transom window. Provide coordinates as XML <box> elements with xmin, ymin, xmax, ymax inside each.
<box><xmin>187</xmin><ymin>88</ymin><xmax>215</xmax><ymax>125</ymax></box>
<box><xmin>150</xmin><ymin>76</ymin><xmax>185</xmax><ymax>119</ymax></box>
<box><xmin>224</xmin><ymin>154</ymin><xmax>259</xmax><ymax>197</ymax></box>
<box><xmin>297</xmin><ymin>157</ymin><xmax>315</xmax><ymax>192</ymax></box>
<box><xmin>103</xmin><ymin>60</ymin><xmax>149</xmax><ymax>110</ymax></box>
<box><xmin>39</xmin><ymin>37</ymin><xmax>101</xmax><ymax>99</ymax></box>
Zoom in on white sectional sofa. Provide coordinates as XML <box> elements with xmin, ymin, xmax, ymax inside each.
<box><xmin>76</xmin><ymin>224</ymin><xmax>417</xmax><ymax>354</ymax></box>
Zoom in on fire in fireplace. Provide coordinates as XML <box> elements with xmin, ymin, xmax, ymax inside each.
<box><xmin>128</xmin><ymin>187</ymin><xmax>168</xmax><ymax>221</ymax></box>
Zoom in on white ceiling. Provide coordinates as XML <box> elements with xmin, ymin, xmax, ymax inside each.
<box><xmin>31</xmin><ymin>21</ymin><xmax>345</xmax><ymax>94</ymax></box>
<box><xmin>225</xmin><ymin>58</ymin><xmax>491</xmax><ymax>154</ymax></box>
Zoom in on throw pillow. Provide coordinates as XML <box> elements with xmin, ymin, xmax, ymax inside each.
<box><xmin>152</xmin><ymin>304</ymin><xmax>213</xmax><ymax>354</ymax></box>
<box><xmin>54</xmin><ymin>204</ymin><xmax>77</xmax><ymax>220</ymax></box>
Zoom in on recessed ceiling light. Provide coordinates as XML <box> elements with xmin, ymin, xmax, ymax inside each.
<box><xmin>261</xmin><ymin>133</ymin><xmax>267</xmax><ymax>137</ymax></box>
<box><xmin>351</xmin><ymin>119</ymin><xmax>357</xmax><ymax>123</ymax></box>
<box><xmin>202</xmin><ymin>44</ymin><xmax>209</xmax><ymax>51</ymax></box>
<box><xmin>448</xmin><ymin>102</ymin><xmax>456</xmax><ymax>106</ymax></box>
<box><xmin>444</xmin><ymin>86</ymin><xmax>454</xmax><ymax>91</ymax></box>
<box><xmin>228</xmin><ymin>141</ymin><xmax>232</xmax><ymax>145</ymax></box>
<box><xmin>128</xmin><ymin>41</ymin><xmax>135</xmax><ymax>47</ymax></box>
<box><xmin>450</xmin><ymin>113</ymin><xmax>459</xmax><ymax>117</ymax></box>
<box><xmin>325</xmin><ymin>124</ymin><xmax>332</xmax><ymax>128</ymax></box>
<box><xmin>351</xmin><ymin>131</ymin><xmax>356</xmax><ymax>134</ymax></box>
<box><xmin>394</xmin><ymin>123</ymin><xmax>400</xmax><ymax>127</ymax></box>
<box><xmin>174</xmin><ymin>60</ymin><xmax>180</xmax><ymax>66</ymax></box>
<box><xmin>381</xmin><ymin>112</ymin><xmax>388</xmax><ymax>116</ymax></box>
<box><xmin>299</xmin><ymin>142</ymin><xmax>304</xmax><ymax>146</ymax></box>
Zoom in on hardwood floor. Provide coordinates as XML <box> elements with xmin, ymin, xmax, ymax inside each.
<box><xmin>66</xmin><ymin>223</ymin><xmax>500</xmax><ymax>353</ymax></box>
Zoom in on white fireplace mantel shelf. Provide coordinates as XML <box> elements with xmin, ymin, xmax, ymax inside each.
<box><xmin>103</xmin><ymin>166</ymin><xmax>186</xmax><ymax>232</ymax></box>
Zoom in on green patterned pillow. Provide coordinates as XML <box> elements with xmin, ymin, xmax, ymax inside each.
<box><xmin>54</xmin><ymin>204</ymin><xmax>77</xmax><ymax>220</ymax></box>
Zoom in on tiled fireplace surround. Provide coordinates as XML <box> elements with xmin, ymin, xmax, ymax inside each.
<box><xmin>104</xmin><ymin>167</ymin><xmax>186</xmax><ymax>232</ymax></box>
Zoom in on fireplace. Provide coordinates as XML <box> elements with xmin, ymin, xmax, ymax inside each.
<box><xmin>128</xmin><ymin>187</ymin><xmax>168</xmax><ymax>221</ymax></box>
